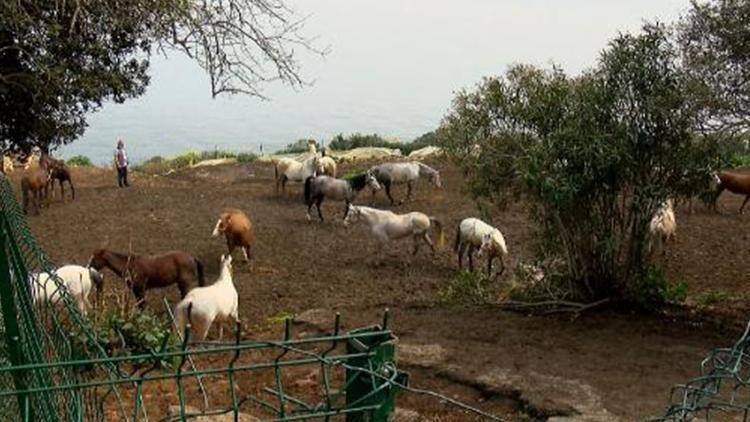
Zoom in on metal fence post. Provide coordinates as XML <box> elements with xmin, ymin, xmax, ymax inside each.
<box><xmin>0</xmin><ymin>216</ymin><xmax>29</xmax><ymax>420</ymax></box>
<box><xmin>345</xmin><ymin>326</ymin><xmax>408</xmax><ymax>422</ymax></box>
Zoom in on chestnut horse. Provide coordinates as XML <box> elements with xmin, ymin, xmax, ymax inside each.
<box><xmin>714</xmin><ymin>171</ymin><xmax>750</xmax><ymax>214</ymax></box>
<box><xmin>47</xmin><ymin>159</ymin><xmax>75</xmax><ymax>201</ymax></box>
<box><xmin>21</xmin><ymin>160</ymin><xmax>50</xmax><ymax>215</ymax></box>
<box><xmin>88</xmin><ymin>248</ymin><xmax>205</xmax><ymax>308</ymax></box>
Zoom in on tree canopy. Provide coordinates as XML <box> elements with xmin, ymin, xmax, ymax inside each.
<box><xmin>0</xmin><ymin>0</ymin><xmax>316</xmax><ymax>156</ymax></box>
<box><xmin>679</xmin><ymin>0</ymin><xmax>750</xmax><ymax>134</ymax></box>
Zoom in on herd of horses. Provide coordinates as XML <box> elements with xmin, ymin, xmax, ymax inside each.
<box><xmin>2</xmin><ymin>150</ymin><xmax>76</xmax><ymax>215</ymax></box>
<box><xmin>14</xmin><ymin>142</ymin><xmax>750</xmax><ymax>341</ymax></box>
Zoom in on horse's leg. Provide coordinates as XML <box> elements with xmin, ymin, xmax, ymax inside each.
<box><xmin>281</xmin><ymin>176</ymin><xmax>288</xmax><ymax>194</ymax></box>
<box><xmin>316</xmin><ymin>197</ymin><xmax>324</xmax><ymax>222</ymax></box>
<box><xmin>713</xmin><ymin>186</ymin><xmax>725</xmax><ymax>213</ymax></box>
<box><xmin>487</xmin><ymin>255</ymin><xmax>494</xmax><ymax>277</ymax></box>
<box><xmin>423</xmin><ymin>232</ymin><xmax>435</xmax><ymax>254</ymax></box>
<box><xmin>457</xmin><ymin>241</ymin><xmax>466</xmax><ymax>269</ymax></box>
<box><xmin>740</xmin><ymin>195</ymin><xmax>750</xmax><ymax>215</ymax></box>
<box><xmin>405</xmin><ymin>181</ymin><xmax>413</xmax><ymax>203</ymax></box>
<box><xmin>467</xmin><ymin>245</ymin><xmax>475</xmax><ymax>272</ymax></box>
<box><xmin>343</xmin><ymin>200</ymin><xmax>350</xmax><ymax>220</ymax></box>
<box><xmin>412</xmin><ymin>234</ymin><xmax>420</xmax><ymax>256</ymax></box>
<box><xmin>227</xmin><ymin>238</ymin><xmax>236</xmax><ymax>258</ymax></box>
<box><xmin>385</xmin><ymin>182</ymin><xmax>396</xmax><ymax>206</ymax></box>
<box><xmin>69</xmin><ymin>179</ymin><xmax>75</xmax><ymax>200</ymax></box>
<box><xmin>243</xmin><ymin>246</ymin><xmax>251</xmax><ymax>263</ymax></box>
<box><xmin>133</xmin><ymin>285</ymin><xmax>147</xmax><ymax>309</ymax></box>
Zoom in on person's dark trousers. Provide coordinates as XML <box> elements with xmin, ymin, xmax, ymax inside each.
<box><xmin>117</xmin><ymin>166</ymin><xmax>129</xmax><ymax>187</ymax></box>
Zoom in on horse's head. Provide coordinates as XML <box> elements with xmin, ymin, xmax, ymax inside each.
<box><xmin>343</xmin><ymin>204</ymin><xmax>361</xmax><ymax>226</ymax></box>
<box><xmin>220</xmin><ymin>254</ymin><xmax>233</xmax><ymax>273</ymax></box>
<box><xmin>88</xmin><ymin>249</ymin><xmax>107</xmax><ymax>270</ymax></box>
<box><xmin>365</xmin><ymin>171</ymin><xmax>382</xmax><ymax>191</ymax></box>
<box><xmin>212</xmin><ymin>214</ymin><xmax>230</xmax><ymax>237</ymax></box>
<box><xmin>477</xmin><ymin>233</ymin><xmax>494</xmax><ymax>258</ymax></box>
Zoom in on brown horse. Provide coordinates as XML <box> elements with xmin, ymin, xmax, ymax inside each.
<box><xmin>714</xmin><ymin>171</ymin><xmax>750</xmax><ymax>214</ymax></box>
<box><xmin>21</xmin><ymin>162</ymin><xmax>50</xmax><ymax>215</ymax></box>
<box><xmin>88</xmin><ymin>248</ymin><xmax>205</xmax><ymax>308</ymax></box>
<box><xmin>47</xmin><ymin>160</ymin><xmax>75</xmax><ymax>201</ymax></box>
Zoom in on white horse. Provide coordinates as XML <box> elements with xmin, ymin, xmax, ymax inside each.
<box><xmin>29</xmin><ymin>265</ymin><xmax>103</xmax><ymax>315</ymax></box>
<box><xmin>648</xmin><ymin>199</ymin><xmax>676</xmax><ymax>257</ymax></box>
<box><xmin>455</xmin><ymin>218</ymin><xmax>509</xmax><ymax>277</ymax></box>
<box><xmin>274</xmin><ymin>155</ymin><xmax>322</xmax><ymax>193</ymax></box>
<box><xmin>319</xmin><ymin>156</ymin><xmax>337</xmax><ymax>178</ymax></box>
<box><xmin>369</xmin><ymin>161</ymin><xmax>442</xmax><ymax>205</ymax></box>
<box><xmin>343</xmin><ymin>205</ymin><xmax>445</xmax><ymax>256</ymax></box>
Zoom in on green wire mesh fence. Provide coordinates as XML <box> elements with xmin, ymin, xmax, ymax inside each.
<box><xmin>657</xmin><ymin>321</ymin><xmax>750</xmax><ymax>421</ymax></box>
<box><xmin>0</xmin><ymin>174</ymin><xmax>408</xmax><ymax>421</ymax></box>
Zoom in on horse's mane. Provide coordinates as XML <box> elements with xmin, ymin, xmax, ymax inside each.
<box><xmin>348</xmin><ymin>173</ymin><xmax>368</xmax><ymax>191</ymax></box>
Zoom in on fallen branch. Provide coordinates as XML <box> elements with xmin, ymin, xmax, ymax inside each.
<box><xmin>497</xmin><ymin>298</ymin><xmax>611</xmax><ymax>315</ymax></box>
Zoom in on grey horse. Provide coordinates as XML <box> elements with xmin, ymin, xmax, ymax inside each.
<box><xmin>369</xmin><ymin>161</ymin><xmax>441</xmax><ymax>205</ymax></box>
<box><xmin>303</xmin><ymin>172</ymin><xmax>381</xmax><ymax>221</ymax></box>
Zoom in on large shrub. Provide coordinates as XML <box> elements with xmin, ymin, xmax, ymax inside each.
<box><xmin>440</xmin><ymin>24</ymin><xmax>721</xmax><ymax>303</ymax></box>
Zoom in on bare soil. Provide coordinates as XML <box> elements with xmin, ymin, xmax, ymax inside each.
<box><xmin>12</xmin><ymin>160</ymin><xmax>750</xmax><ymax>420</ymax></box>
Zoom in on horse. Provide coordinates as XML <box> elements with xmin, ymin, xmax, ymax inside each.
<box><xmin>212</xmin><ymin>208</ymin><xmax>255</xmax><ymax>263</ymax></box>
<box><xmin>2</xmin><ymin>156</ymin><xmax>13</xmax><ymax>175</ymax></box>
<box><xmin>21</xmin><ymin>161</ymin><xmax>51</xmax><ymax>215</ymax></box>
<box><xmin>319</xmin><ymin>156</ymin><xmax>337</xmax><ymax>178</ymax></box>
<box><xmin>369</xmin><ymin>161</ymin><xmax>442</xmax><ymax>205</ymax></box>
<box><xmin>88</xmin><ymin>248</ymin><xmax>205</xmax><ymax>308</ymax></box>
<box><xmin>343</xmin><ymin>205</ymin><xmax>445</xmax><ymax>256</ymax></box>
<box><xmin>47</xmin><ymin>159</ymin><xmax>75</xmax><ymax>201</ymax></box>
<box><xmin>29</xmin><ymin>265</ymin><xmax>104</xmax><ymax>315</ymax></box>
<box><xmin>274</xmin><ymin>155</ymin><xmax>322</xmax><ymax>193</ymax></box>
<box><xmin>648</xmin><ymin>199</ymin><xmax>676</xmax><ymax>258</ymax></box>
<box><xmin>303</xmin><ymin>172</ymin><xmax>381</xmax><ymax>222</ymax></box>
<box><xmin>713</xmin><ymin>171</ymin><xmax>750</xmax><ymax>214</ymax></box>
<box><xmin>455</xmin><ymin>218</ymin><xmax>509</xmax><ymax>277</ymax></box>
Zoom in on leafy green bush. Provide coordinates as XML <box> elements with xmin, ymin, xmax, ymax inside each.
<box><xmin>276</xmin><ymin>138</ymin><xmax>319</xmax><ymax>154</ymax></box>
<box><xmin>236</xmin><ymin>152</ymin><xmax>258</xmax><ymax>163</ymax></box>
<box><xmin>66</xmin><ymin>155</ymin><xmax>93</xmax><ymax>167</ymax></box>
<box><xmin>438</xmin><ymin>271</ymin><xmax>495</xmax><ymax>305</ymax></box>
<box><xmin>625</xmin><ymin>267</ymin><xmax>687</xmax><ymax>308</ymax></box>
<box><xmin>72</xmin><ymin>307</ymin><xmax>179</xmax><ymax>368</ymax></box>
<box><xmin>328</xmin><ymin>133</ymin><xmax>394</xmax><ymax>151</ymax></box>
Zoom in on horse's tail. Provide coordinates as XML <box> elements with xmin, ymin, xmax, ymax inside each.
<box><xmin>304</xmin><ymin>175</ymin><xmax>314</xmax><ymax>205</ymax></box>
<box><xmin>454</xmin><ymin>223</ymin><xmax>462</xmax><ymax>253</ymax></box>
<box><xmin>430</xmin><ymin>217</ymin><xmax>446</xmax><ymax>250</ymax></box>
<box><xmin>175</xmin><ymin>300</ymin><xmax>193</xmax><ymax>340</ymax></box>
<box><xmin>194</xmin><ymin>258</ymin><xmax>206</xmax><ymax>287</ymax></box>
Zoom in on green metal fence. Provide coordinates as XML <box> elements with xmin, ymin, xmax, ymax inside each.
<box><xmin>657</xmin><ymin>320</ymin><xmax>750</xmax><ymax>421</ymax></box>
<box><xmin>0</xmin><ymin>174</ymin><xmax>407</xmax><ymax>421</ymax></box>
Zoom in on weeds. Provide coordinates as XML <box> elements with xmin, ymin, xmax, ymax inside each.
<box><xmin>438</xmin><ymin>271</ymin><xmax>496</xmax><ymax>305</ymax></box>
<box><xmin>66</xmin><ymin>155</ymin><xmax>93</xmax><ymax>166</ymax></box>
<box><xmin>697</xmin><ymin>290</ymin><xmax>729</xmax><ymax>306</ymax></box>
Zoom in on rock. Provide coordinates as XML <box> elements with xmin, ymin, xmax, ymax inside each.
<box><xmin>167</xmin><ymin>405</ymin><xmax>259</xmax><ymax>421</ymax></box>
<box><xmin>398</xmin><ymin>343</ymin><xmax>449</xmax><ymax>368</ymax></box>
<box><xmin>394</xmin><ymin>407</ymin><xmax>425</xmax><ymax>421</ymax></box>
<box><xmin>294</xmin><ymin>308</ymin><xmax>336</xmax><ymax>330</ymax></box>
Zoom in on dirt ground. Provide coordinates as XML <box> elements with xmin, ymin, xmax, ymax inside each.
<box><xmin>12</xmin><ymin>160</ymin><xmax>750</xmax><ymax>420</ymax></box>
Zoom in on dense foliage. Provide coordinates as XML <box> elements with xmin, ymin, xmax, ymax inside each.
<box><xmin>275</xmin><ymin>139</ymin><xmax>320</xmax><ymax>154</ymax></box>
<box><xmin>679</xmin><ymin>0</ymin><xmax>750</xmax><ymax>134</ymax></box>
<box><xmin>0</xmin><ymin>0</ymin><xmax>315</xmax><ymax>157</ymax></box>
<box><xmin>66</xmin><ymin>156</ymin><xmax>93</xmax><ymax>167</ymax></box>
<box><xmin>440</xmin><ymin>24</ymin><xmax>722</xmax><ymax>302</ymax></box>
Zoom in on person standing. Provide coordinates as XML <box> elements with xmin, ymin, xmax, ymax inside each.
<box><xmin>114</xmin><ymin>139</ymin><xmax>129</xmax><ymax>187</ymax></box>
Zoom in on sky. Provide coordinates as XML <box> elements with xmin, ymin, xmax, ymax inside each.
<box><xmin>61</xmin><ymin>0</ymin><xmax>690</xmax><ymax>163</ymax></box>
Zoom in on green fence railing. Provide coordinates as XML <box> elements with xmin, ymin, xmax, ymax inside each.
<box><xmin>0</xmin><ymin>173</ymin><xmax>407</xmax><ymax>421</ymax></box>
